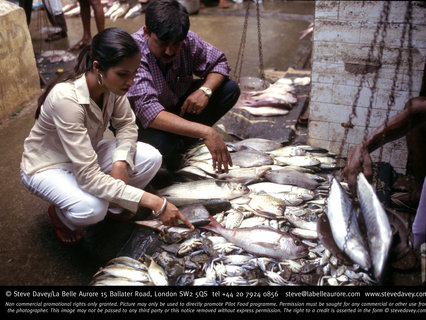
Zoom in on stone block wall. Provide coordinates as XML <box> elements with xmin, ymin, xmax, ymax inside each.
<box><xmin>0</xmin><ymin>0</ymin><xmax>40</xmax><ymax>123</ymax></box>
<box><xmin>308</xmin><ymin>1</ymin><xmax>426</xmax><ymax>173</ymax></box>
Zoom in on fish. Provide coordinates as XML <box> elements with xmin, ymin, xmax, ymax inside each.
<box><xmin>316</xmin><ymin>214</ymin><xmax>352</xmax><ymax>264</ymax></box>
<box><xmin>226</xmin><ymin>138</ymin><xmax>283</xmax><ymax>152</ymax></box>
<box><xmin>299</xmin><ymin>22</ymin><xmax>314</xmax><ymax>40</ymax></box>
<box><xmin>236</xmin><ymin>106</ymin><xmax>290</xmax><ymax>117</ymax></box>
<box><xmin>264</xmin><ymin>169</ymin><xmax>320</xmax><ymax>190</ymax></box>
<box><xmin>105</xmin><ymin>2</ymin><xmax>121</xmax><ymax>18</ymax></box>
<box><xmin>93</xmin><ymin>265</ymin><xmax>151</xmax><ymax>282</ymax></box>
<box><xmin>90</xmin><ymin>276</ymin><xmax>151</xmax><ymax>286</ymax></box>
<box><xmin>246</xmin><ymin>193</ymin><xmax>286</xmax><ymax>219</ymax></box>
<box><xmin>230</xmin><ymin>149</ymin><xmax>274</xmax><ymax>168</ymax></box>
<box><xmin>357</xmin><ymin>173</ymin><xmax>392</xmax><ymax>281</ymax></box>
<box><xmin>177</xmin><ymin>203</ymin><xmax>211</xmax><ymax>227</ymax></box>
<box><xmin>124</xmin><ymin>3</ymin><xmax>142</xmax><ymax>19</ymax></box>
<box><xmin>290</xmin><ymin>228</ymin><xmax>318</xmax><ymax>240</ymax></box>
<box><xmin>157</xmin><ymin>180</ymin><xmax>249</xmax><ymax>206</ymax></box>
<box><xmin>284</xmin><ymin>212</ymin><xmax>317</xmax><ymax>231</ymax></box>
<box><xmin>273</xmin><ymin>155</ymin><xmax>321</xmax><ymax>168</ymax></box>
<box><xmin>183</xmin><ymin>160</ymin><xmax>221</xmax><ymax>176</ymax></box>
<box><xmin>177</xmin><ymin>165</ymin><xmax>215</xmax><ymax>180</ymax></box>
<box><xmin>248</xmin><ymin>182</ymin><xmax>315</xmax><ymax>200</ymax></box>
<box><xmin>326</xmin><ymin>178</ymin><xmax>371</xmax><ymax>271</ymax></box>
<box><xmin>244</xmin><ymin>83</ymin><xmax>295</xmax><ymax>97</ymax></box>
<box><xmin>201</xmin><ymin>216</ymin><xmax>309</xmax><ymax>260</ymax></box>
<box><xmin>216</xmin><ymin>165</ymin><xmax>274</xmax><ymax>182</ymax></box>
<box><xmin>106</xmin><ymin>256</ymin><xmax>148</xmax><ymax>271</ymax></box>
<box><xmin>134</xmin><ymin>221</ymin><xmax>192</xmax><ymax>243</ymax></box>
<box><xmin>148</xmin><ymin>258</ymin><xmax>169</xmax><ymax>286</ymax></box>
<box><xmin>267</xmin><ymin>146</ymin><xmax>307</xmax><ymax>157</ymax></box>
<box><xmin>241</xmin><ymin>96</ymin><xmax>296</xmax><ymax>109</ymax></box>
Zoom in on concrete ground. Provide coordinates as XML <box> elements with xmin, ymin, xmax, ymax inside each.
<box><xmin>0</xmin><ymin>0</ymin><xmax>421</xmax><ymax>286</ymax></box>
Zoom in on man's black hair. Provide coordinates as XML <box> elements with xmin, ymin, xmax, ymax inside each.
<box><xmin>145</xmin><ymin>0</ymin><xmax>190</xmax><ymax>43</ymax></box>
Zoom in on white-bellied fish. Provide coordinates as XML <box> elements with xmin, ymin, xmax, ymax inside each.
<box><xmin>246</xmin><ymin>193</ymin><xmax>286</xmax><ymax>219</ymax></box>
<box><xmin>201</xmin><ymin>216</ymin><xmax>308</xmax><ymax>260</ymax></box>
<box><xmin>273</xmin><ymin>155</ymin><xmax>321</xmax><ymax>168</ymax></box>
<box><xmin>357</xmin><ymin>173</ymin><xmax>392</xmax><ymax>282</ymax></box>
<box><xmin>248</xmin><ymin>182</ymin><xmax>315</xmax><ymax>200</ymax></box>
<box><xmin>157</xmin><ymin>180</ymin><xmax>249</xmax><ymax>206</ymax></box>
<box><xmin>230</xmin><ymin>149</ymin><xmax>274</xmax><ymax>168</ymax></box>
<box><xmin>227</xmin><ymin>138</ymin><xmax>283</xmax><ymax>152</ymax></box>
<box><xmin>148</xmin><ymin>258</ymin><xmax>169</xmax><ymax>286</ymax></box>
<box><xmin>326</xmin><ymin>178</ymin><xmax>371</xmax><ymax>271</ymax></box>
<box><xmin>264</xmin><ymin>168</ymin><xmax>320</xmax><ymax>190</ymax></box>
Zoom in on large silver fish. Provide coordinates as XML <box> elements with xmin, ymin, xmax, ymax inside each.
<box><xmin>157</xmin><ymin>180</ymin><xmax>249</xmax><ymax>206</ymax></box>
<box><xmin>326</xmin><ymin>178</ymin><xmax>371</xmax><ymax>271</ymax></box>
<box><xmin>357</xmin><ymin>173</ymin><xmax>392</xmax><ymax>281</ymax></box>
<box><xmin>264</xmin><ymin>169</ymin><xmax>320</xmax><ymax>190</ymax></box>
<box><xmin>216</xmin><ymin>165</ymin><xmax>275</xmax><ymax>182</ymax></box>
<box><xmin>201</xmin><ymin>216</ymin><xmax>308</xmax><ymax>260</ymax></box>
<box><xmin>230</xmin><ymin>149</ymin><xmax>274</xmax><ymax>168</ymax></box>
<box><xmin>227</xmin><ymin>138</ymin><xmax>283</xmax><ymax>152</ymax></box>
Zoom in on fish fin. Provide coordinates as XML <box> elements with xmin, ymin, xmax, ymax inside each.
<box><xmin>252</xmin><ymin>241</ymin><xmax>280</xmax><ymax>249</ymax></box>
<box><xmin>199</xmin><ymin>215</ymin><xmax>223</xmax><ymax>233</ymax></box>
<box><xmin>214</xmin><ymin>180</ymin><xmax>227</xmax><ymax>187</ymax></box>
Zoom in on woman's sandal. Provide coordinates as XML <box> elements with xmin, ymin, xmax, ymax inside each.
<box><xmin>47</xmin><ymin>206</ymin><xmax>84</xmax><ymax>245</ymax></box>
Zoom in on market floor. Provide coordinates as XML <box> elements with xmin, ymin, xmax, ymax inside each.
<box><xmin>0</xmin><ymin>0</ymin><xmax>421</xmax><ymax>286</ymax></box>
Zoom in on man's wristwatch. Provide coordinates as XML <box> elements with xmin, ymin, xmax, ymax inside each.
<box><xmin>199</xmin><ymin>86</ymin><xmax>212</xmax><ymax>98</ymax></box>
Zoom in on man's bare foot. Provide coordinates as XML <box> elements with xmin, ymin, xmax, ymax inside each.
<box><xmin>48</xmin><ymin>206</ymin><xmax>84</xmax><ymax>245</ymax></box>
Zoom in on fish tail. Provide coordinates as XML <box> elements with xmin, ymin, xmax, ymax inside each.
<box><xmin>200</xmin><ymin>215</ymin><xmax>223</xmax><ymax>233</ymax></box>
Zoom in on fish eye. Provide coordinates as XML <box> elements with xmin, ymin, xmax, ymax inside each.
<box><xmin>294</xmin><ymin>239</ymin><xmax>301</xmax><ymax>246</ymax></box>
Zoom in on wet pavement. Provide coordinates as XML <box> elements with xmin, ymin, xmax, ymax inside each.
<box><xmin>0</xmin><ymin>0</ymin><xmax>421</xmax><ymax>286</ymax></box>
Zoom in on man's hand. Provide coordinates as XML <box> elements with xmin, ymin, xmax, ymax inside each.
<box><xmin>180</xmin><ymin>89</ymin><xmax>209</xmax><ymax>116</ymax></box>
<box><xmin>110</xmin><ymin>160</ymin><xmax>129</xmax><ymax>184</ymax></box>
<box><xmin>343</xmin><ymin>144</ymin><xmax>373</xmax><ymax>196</ymax></box>
<box><xmin>203</xmin><ymin>128</ymin><xmax>233</xmax><ymax>173</ymax></box>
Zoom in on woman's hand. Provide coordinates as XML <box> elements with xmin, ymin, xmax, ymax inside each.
<box><xmin>156</xmin><ymin>201</ymin><xmax>194</xmax><ymax>229</ymax></box>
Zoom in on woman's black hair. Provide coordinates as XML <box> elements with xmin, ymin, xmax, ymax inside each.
<box><xmin>35</xmin><ymin>27</ymin><xmax>140</xmax><ymax>119</ymax></box>
<box><xmin>145</xmin><ymin>0</ymin><xmax>190</xmax><ymax>43</ymax></box>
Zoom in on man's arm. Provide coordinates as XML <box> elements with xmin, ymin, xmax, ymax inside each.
<box><xmin>344</xmin><ymin>97</ymin><xmax>426</xmax><ymax>194</ymax></box>
<box><xmin>150</xmin><ymin>110</ymin><xmax>232</xmax><ymax>173</ymax></box>
<box><xmin>180</xmin><ymin>73</ymin><xmax>225</xmax><ymax>116</ymax></box>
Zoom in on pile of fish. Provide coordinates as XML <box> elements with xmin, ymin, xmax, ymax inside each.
<box><xmin>91</xmin><ymin>137</ymin><xmax>387</xmax><ymax>286</ymax></box>
<box><xmin>90</xmin><ymin>256</ymin><xmax>168</xmax><ymax>286</ymax></box>
<box><xmin>64</xmin><ymin>0</ymin><xmax>145</xmax><ymax>20</ymax></box>
<box><xmin>234</xmin><ymin>76</ymin><xmax>310</xmax><ymax>117</ymax></box>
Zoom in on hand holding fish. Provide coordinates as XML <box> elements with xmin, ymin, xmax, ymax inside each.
<box><xmin>343</xmin><ymin>143</ymin><xmax>373</xmax><ymax>196</ymax></box>
<box><xmin>157</xmin><ymin>201</ymin><xmax>195</xmax><ymax>229</ymax></box>
<box><xmin>139</xmin><ymin>192</ymin><xmax>194</xmax><ymax>229</ymax></box>
<box><xmin>203</xmin><ymin>128</ymin><xmax>233</xmax><ymax>174</ymax></box>
<box><xmin>179</xmin><ymin>90</ymin><xmax>209</xmax><ymax>116</ymax></box>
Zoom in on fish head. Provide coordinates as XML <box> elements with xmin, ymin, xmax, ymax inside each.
<box><xmin>225</xmin><ymin>181</ymin><xmax>250</xmax><ymax>196</ymax></box>
<box><xmin>280</xmin><ymin>235</ymin><xmax>309</xmax><ymax>259</ymax></box>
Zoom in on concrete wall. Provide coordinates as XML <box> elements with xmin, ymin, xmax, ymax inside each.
<box><xmin>0</xmin><ymin>0</ymin><xmax>40</xmax><ymax>123</ymax></box>
<box><xmin>308</xmin><ymin>1</ymin><xmax>426</xmax><ymax>173</ymax></box>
